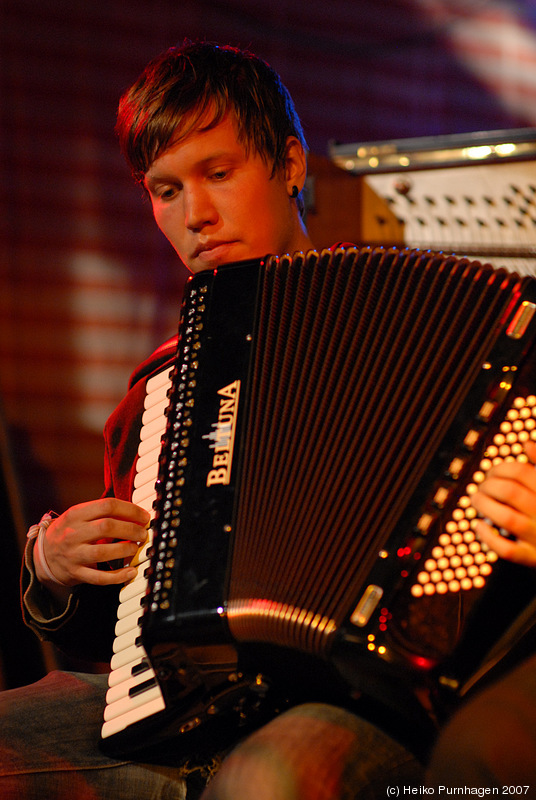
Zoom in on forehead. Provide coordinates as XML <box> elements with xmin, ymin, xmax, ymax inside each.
<box><xmin>171</xmin><ymin>104</ymin><xmax>239</xmax><ymax>147</ymax></box>
<box><xmin>145</xmin><ymin>113</ymin><xmax>245</xmax><ymax>178</ymax></box>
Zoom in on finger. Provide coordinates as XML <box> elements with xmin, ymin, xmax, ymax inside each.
<box><xmin>481</xmin><ymin>458</ymin><xmax>536</xmax><ymax>497</ymax></box>
<box><xmin>474</xmin><ymin>519</ymin><xmax>536</xmax><ymax>568</ymax></box>
<box><xmin>42</xmin><ymin>527</ymin><xmax>144</xmax><ymax>580</ymax></box>
<box><xmin>91</xmin><ymin>517</ymin><xmax>150</xmax><ymax>545</ymax></box>
<box><xmin>63</xmin><ymin>497</ymin><xmax>151</xmax><ymax>527</ymax></box>
<box><xmin>74</xmin><ymin>564</ymin><xmax>139</xmax><ymax>586</ymax></box>
<box><xmin>474</xmin><ymin>474</ymin><xmax>536</xmax><ymax>522</ymax></box>
<box><xmin>471</xmin><ymin>489</ymin><xmax>536</xmax><ymax>544</ymax></box>
<box><xmin>40</xmin><ymin>549</ymin><xmax>140</xmax><ymax>588</ymax></box>
<box><xmin>524</xmin><ymin>440</ymin><xmax>536</xmax><ymax>464</ymax></box>
<box><xmin>83</xmin><ymin>539</ymin><xmax>141</xmax><ymax>565</ymax></box>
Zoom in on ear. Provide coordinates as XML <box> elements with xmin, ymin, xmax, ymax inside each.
<box><xmin>284</xmin><ymin>136</ymin><xmax>308</xmax><ymax>195</ymax></box>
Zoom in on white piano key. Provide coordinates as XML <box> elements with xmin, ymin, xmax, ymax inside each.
<box><xmin>104</xmin><ymin>681</ymin><xmax>161</xmax><ymax>722</ymax></box>
<box><xmin>132</xmin><ymin>478</ymin><xmax>158</xmax><ymax>506</ymax></box>
<box><xmin>108</xmin><ymin>655</ymin><xmax>152</xmax><ymax>688</ymax></box>
<box><xmin>129</xmin><ymin>539</ymin><xmax>152</xmax><ymax>569</ymax></box>
<box><xmin>140</xmin><ymin>415</ymin><xmax>170</xmax><ymax>443</ymax></box>
<box><xmin>116</xmin><ymin>593</ymin><xmax>144</xmax><ymax>622</ymax></box>
<box><xmin>117</xmin><ymin>590</ymin><xmax>144</xmax><ymax>621</ymax></box>
<box><xmin>133</xmin><ymin>460</ymin><xmax>160</xmax><ymax>490</ymax></box>
<box><xmin>144</xmin><ymin>379</ymin><xmax>172</xmax><ymax>409</ymax></box>
<box><xmin>119</xmin><ymin>573</ymin><xmax>149</xmax><ymax>603</ymax></box>
<box><xmin>113</xmin><ymin>625</ymin><xmax>141</xmax><ymax>655</ymax></box>
<box><xmin>110</xmin><ymin>642</ymin><xmax>146</xmax><ymax>671</ymax></box>
<box><xmin>136</xmin><ymin>443</ymin><xmax>163</xmax><ymax>475</ymax></box>
<box><xmin>115</xmin><ymin>609</ymin><xmax>142</xmax><ymax>638</ymax></box>
<box><xmin>118</xmin><ymin>536</ymin><xmax>151</xmax><ymax>578</ymax></box>
<box><xmin>138</xmin><ymin>430</ymin><xmax>166</xmax><ymax>459</ymax></box>
<box><xmin>132</xmin><ymin>493</ymin><xmax>156</xmax><ymax>515</ymax></box>
<box><xmin>106</xmin><ymin>667</ymin><xmax>158</xmax><ymax>706</ymax></box>
<box><xmin>144</xmin><ymin>378</ymin><xmax>170</xmax><ymax>401</ymax></box>
<box><xmin>142</xmin><ymin>395</ymin><xmax>171</xmax><ymax>426</ymax></box>
<box><xmin>104</xmin><ymin>685</ymin><xmax>162</xmax><ymax>721</ymax></box>
<box><xmin>145</xmin><ymin>367</ymin><xmax>173</xmax><ymax>397</ymax></box>
<box><xmin>101</xmin><ymin>693</ymin><xmax>166</xmax><ymax>738</ymax></box>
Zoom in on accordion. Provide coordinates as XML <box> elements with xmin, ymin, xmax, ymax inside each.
<box><xmin>102</xmin><ymin>246</ymin><xmax>536</xmax><ymax>758</ymax></box>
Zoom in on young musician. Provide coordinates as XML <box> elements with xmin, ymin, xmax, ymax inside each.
<box><xmin>5</xmin><ymin>39</ymin><xmax>536</xmax><ymax>800</ymax></box>
<box><xmin>0</xmin><ymin>41</ymin><xmax>423</xmax><ymax>799</ymax></box>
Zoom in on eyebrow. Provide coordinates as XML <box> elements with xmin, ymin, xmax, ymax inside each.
<box><xmin>144</xmin><ymin>150</ymin><xmax>244</xmax><ymax>187</ymax></box>
<box><xmin>144</xmin><ymin>171</ymin><xmax>178</xmax><ymax>190</ymax></box>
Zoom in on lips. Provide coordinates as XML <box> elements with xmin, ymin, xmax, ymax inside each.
<box><xmin>192</xmin><ymin>241</ymin><xmax>238</xmax><ymax>265</ymax></box>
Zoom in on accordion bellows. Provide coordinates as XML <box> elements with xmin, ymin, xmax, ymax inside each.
<box><xmin>103</xmin><ymin>246</ymin><xmax>536</xmax><ymax>757</ymax></box>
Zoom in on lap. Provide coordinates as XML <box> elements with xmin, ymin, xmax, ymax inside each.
<box><xmin>0</xmin><ymin>670</ymin><xmax>206</xmax><ymax>799</ymax></box>
<box><xmin>0</xmin><ymin>671</ymin><xmax>119</xmax><ymax>772</ymax></box>
<box><xmin>0</xmin><ymin>670</ymin><xmax>423</xmax><ymax>799</ymax></box>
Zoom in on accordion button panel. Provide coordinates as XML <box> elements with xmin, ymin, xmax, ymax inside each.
<box><xmin>101</xmin><ymin>366</ymin><xmax>173</xmax><ymax>741</ymax></box>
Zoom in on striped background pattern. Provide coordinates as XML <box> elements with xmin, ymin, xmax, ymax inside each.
<box><xmin>2</xmin><ymin>0</ymin><xmax>536</xmax><ymax>682</ymax></box>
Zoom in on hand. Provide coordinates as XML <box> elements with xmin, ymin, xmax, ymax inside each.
<box><xmin>471</xmin><ymin>441</ymin><xmax>536</xmax><ymax>568</ymax></box>
<box><xmin>33</xmin><ymin>498</ymin><xmax>150</xmax><ymax>590</ymax></box>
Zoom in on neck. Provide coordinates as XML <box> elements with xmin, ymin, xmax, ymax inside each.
<box><xmin>290</xmin><ymin>219</ymin><xmax>315</xmax><ymax>255</ymax></box>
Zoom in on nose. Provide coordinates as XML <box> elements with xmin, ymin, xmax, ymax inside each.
<box><xmin>184</xmin><ymin>185</ymin><xmax>218</xmax><ymax>231</ymax></box>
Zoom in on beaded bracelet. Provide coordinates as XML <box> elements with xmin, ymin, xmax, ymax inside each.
<box><xmin>27</xmin><ymin>512</ymin><xmax>67</xmax><ymax>586</ymax></box>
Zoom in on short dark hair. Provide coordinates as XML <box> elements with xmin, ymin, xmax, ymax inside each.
<box><xmin>116</xmin><ymin>40</ymin><xmax>307</xmax><ymax>182</ymax></box>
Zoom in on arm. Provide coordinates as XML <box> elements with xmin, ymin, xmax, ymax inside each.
<box><xmin>471</xmin><ymin>440</ymin><xmax>536</xmax><ymax>567</ymax></box>
<box><xmin>21</xmin><ymin>379</ymin><xmax>149</xmax><ymax>660</ymax></box>
<box><xmin>21</xmin><ymin>339</ymin><xmax>177</xmax><ymax>661</ymax></box>
<box><xmin>21</xmin><ymin>499</ymin><xmax>149</xmax><ymax>662</ymax></box>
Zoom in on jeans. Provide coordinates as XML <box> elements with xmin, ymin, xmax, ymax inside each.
<box><xmin>200</xmin><ymin>702</ymin><xmax>423</xmax><ymax>800</ymax></box>
<box><xmin>0</xmin><ymin>669</ymin><xmax>423</xmax><ymax>799</ymax></box>
<box><xmin>0</xmin><ymin>671</ymin><xmax>201</xmax><ymax>799</ymax></box>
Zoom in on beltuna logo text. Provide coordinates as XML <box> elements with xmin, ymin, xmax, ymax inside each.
<box><xmin>204</xmin><ymin>380</ymin><xmax>241</xmax><ymax>486</ymax></box>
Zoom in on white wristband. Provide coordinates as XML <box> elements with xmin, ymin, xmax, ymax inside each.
<box><xmin>27</xmin><ymin>512</ymin><xmax>67</xmax><ymax>586</ymax></box>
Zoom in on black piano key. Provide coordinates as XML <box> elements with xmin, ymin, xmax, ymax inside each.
<box><xmin>129</xmin><ymin>676</ymin><xmax>158</xmax><ymax>698</ymax></box>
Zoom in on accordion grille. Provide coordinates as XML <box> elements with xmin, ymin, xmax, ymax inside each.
<box><xmin>227</xmin><ymin>247</ymin><xmax>521</xmax><ymax>655</ymax></box>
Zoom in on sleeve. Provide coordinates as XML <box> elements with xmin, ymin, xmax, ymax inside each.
<box><xmin>19</xmin><ymin>339</ymin><xmax>178</xmax><ymax>663</ymax></box>
<box><xmin>21</xmin><ymin>530</ymin><xmax>120</xmax><ymax>664</ymax></box>
<box><xmin>21</xmin><ymin>537</ymin><xmax>78</xmax><ymax>632</ymax></box>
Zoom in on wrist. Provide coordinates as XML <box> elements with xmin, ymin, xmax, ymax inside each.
<box><xmin>27</xmin><ymin>512</ymin><xmax>68</xmax><ymax>587</ymax></box>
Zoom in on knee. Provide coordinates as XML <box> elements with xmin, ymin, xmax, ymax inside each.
<box><xmin>202</xmin><ymin>703</ymin><xmax>422</xmax><ymax>800</ymax></box>
<box><xmin>202</xmin><ymin>704</ymin><xmax>353</xmax><ymax>800</ymax></box>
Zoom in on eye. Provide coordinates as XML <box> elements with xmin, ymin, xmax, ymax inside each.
<box><xmin>209</xmin><ymin>168</ymin><xmax>230</xmax><ymax>181</ymax></box>
<box><xmin>159</xmin><ymin>186</ymin><xmax>178</xmax><ymax>201</ymax></box>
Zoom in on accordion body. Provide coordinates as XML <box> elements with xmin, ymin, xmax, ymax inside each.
<box><xmin>104</xmin><ymin>246</ymin><xmax>536</xmax><ymax>757</ymax></box>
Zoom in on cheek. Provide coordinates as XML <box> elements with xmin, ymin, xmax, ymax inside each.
<box><xmin>153</xmin><ymin>207</ymin><xmax>183</xmax><ymax>244</ymax></box>
<box><xmin>149</xmin><ymin>201</ymin><xmax>165</xmax><ymax>234</ymax></box>
<box><xmin>248</xmin><ymin>187</ymin><xmax>289</xmax><ymax>242</ymax></box>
